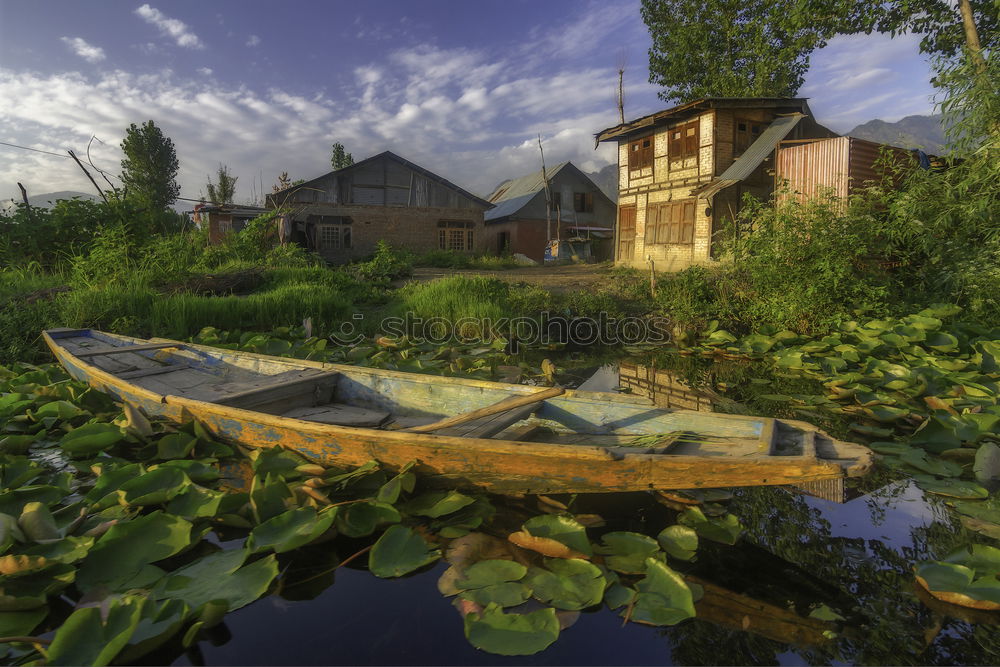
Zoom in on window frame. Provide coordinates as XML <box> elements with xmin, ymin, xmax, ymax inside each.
<box><xmin>643</xmin><ymin>200</ymin><xmax>696</xmax><ymax>245</ymax></box>
<box><xmin>734</xmin><ymin>118</ymin><xmax>764</xmax><ymax>154</ymax></box>
<box><xmin>627</xmin><ymin>135</ymin><xmax>654</xmax><ymax>171</ymax></box>
<box><xmin>668</xmin><ymin>120</ymin><xmax>700</xmax><ymax>160</ymax></box>
<box><xmin>437</xmin><ymin>220</ymin><xmax>475</xmax><ymax>252</ymax></box>
<box><xmin>573</xmin><ymin>192</ymin><xmax>594</xmax><ymax>213</ymax></box>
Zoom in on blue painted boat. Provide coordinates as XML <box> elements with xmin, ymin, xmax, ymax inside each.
<box><xmin>44</xmin><ymin>328</ymin><xmax>873</xmax><ymax>495</ymax></box>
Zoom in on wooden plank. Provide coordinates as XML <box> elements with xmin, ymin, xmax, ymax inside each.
<box><xmin>74</xmin><ymin>342</ymin><xmax>179</xmax><ymax>358</ymax></box>
<box><xmin>404</xmin><ymin>386</ymin><xmax>565</xmax><ymax>433</ymax></box>
<box><xmin>117</xmin><ymin>363</ymin><xmax>193</xmax><ymax>379</ymax></box>
<box><xmin>283</xmin><ymin>404</ymin><xmax>390</xmax><ymax>427</ymax></box>
<box><xmin>800</xmin><ymin>430</ymin><xmax>817</xmax><ymax>459</ymax></box>
<box><xmin>436</xmin><ymin>402</ymin><xmax>540</xmax><ymax>439</ymax></box>
<box><xmin>757</xmin><ymin>418</ymin><xmax>776</xmax><ymax>454</ymax></box>
<box><xmin>214</xmin><ymin>371</ymin><xmax>339</xmax><ymax>410</ymax></box>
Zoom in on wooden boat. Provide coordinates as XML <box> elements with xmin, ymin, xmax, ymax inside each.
<box><xmin>43</xmin><ymin>329</ymin><xmax>873</xmax><ymax>495</ymax></box>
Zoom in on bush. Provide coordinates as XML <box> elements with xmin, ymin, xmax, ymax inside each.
<box><xmin>349</xmin><ymin>241</ymin><xmax>413</xmax><ymax>283</ymax></box>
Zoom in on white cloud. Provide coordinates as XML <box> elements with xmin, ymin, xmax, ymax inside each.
<box><xmin>60</xmin><ymin>37</ymin><xmax>106</xmax><ymax>63</ymax></box>
<box><xmin>246</xmin><ymin>34</ymin><xmax>261</xmax><ymax>47</ymax></box>
<box><xmin>197</xmin><ymin>67</ymin><xmax>213</xmax><ymax>76</ymax></box>
<box><xmin>134</xmin><ymin>4</ymin><xmax>204</xmax><ymax>50</ymax></box>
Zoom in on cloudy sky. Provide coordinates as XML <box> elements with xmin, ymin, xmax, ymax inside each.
<box><xmin>0</xmin><ymin>0</ymin><xmax>938</xmax><ymax>207</ymax></box>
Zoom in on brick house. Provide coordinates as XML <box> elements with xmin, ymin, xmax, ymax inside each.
<box><xmin>595</xmin><ymin>98</ymin><xmax>836</xmax><ymax>270</ymax></box>
<box><xmin>193</xmin><ymin>204</ymin><xmax>269</xmax><ymax>245</ymax></box>
<box><xmin>266</xmin><ymin>151</ymin><xmax>493</xmax><ymax>263</ymax></box>
<box><xmin>484</xmin><ymin>161</ymin><xmax>616</xmax><ymax>263</ymax></box>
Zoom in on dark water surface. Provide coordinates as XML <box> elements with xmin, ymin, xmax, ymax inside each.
<box><xmin>164</xmin><ymin>358</ymin><xmax>1000</xmax><ymax>666</ymax></box>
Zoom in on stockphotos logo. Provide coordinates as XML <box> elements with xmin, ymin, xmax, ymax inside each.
<box><xmin>328</xmin><ymin>312</ymin><xmax>672</xmax><ymax>347</ymax></box>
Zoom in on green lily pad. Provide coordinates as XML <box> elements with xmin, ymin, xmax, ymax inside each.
<box><xmin>628</xmin><ymin>558</ymin><xmax>696</xmax><ymax>626</ymax></box>
<box><xmin>900</xmin><ymin>448</ymin><xmax>963</xmax><ymax>477</ymax></box>
<box><xmin>118</xmin><ymin>467</ymin><xmax>191</xmax><ymax>507</ymax></box>
<box><xmin>459</xmin><ymin>582</ymin><xmax>532</xmax><ymax>607</ymax></box>
<box><xmin>18</xmin><ymin>501</ymin><xmax>60</xmax><ymax>542</ymax></box>
<box><xmin>657</xmin><ymin>524</ymin><xmax>698</xmax><ymax>561</ymax></box>
<box><xmin>376</xmin><ymin>463</ymin><xmax>416</xmax><ymax>504</ymax></box>
<box><xmin>60</xmin><ymin>422</ymin><xmax>125</xmax><ymax>456</ymax></box>
<box><xmin>368</xmin><ymin>525</ymin><xmax>441</xmax><ymax>578</ymax></box>
<box><xmin>155</xmin><ymin>433</ymin><xmax>197</xmax><ymax>460</ymax></box>
<box><xmin>463</xmin><ymin>603</ymin><xmax>559</xmax><ymax>656</ymax></box>
<box><xmin>165</xmin><ymin>485</ymin><xmax>226</xmax><ymax>519</ymax></box>
<box><xmin>944</xmin><ymin>544</ymin><xmax>1000</xmax><ymax>573</ymax></box>
<box><xmin>526</xmin><ymin>558</ymin><xmax>605</xmax><ymax>610</ymax></box>
<box><xmin>456</xmin><ymin>559</ymin><xmax>527</xmax><ymax>589</ymax></box>
<box><xmin>248</xmin><ymin>507</ymin><xmax>336</xmax><ymax>553</ymax></box>
<box><xmin>153</xmin><ymin>548</ymin><xmax>278</xmax><ymax>611</ymax></box>
<box><xmin>76</xmin><ymin>511</ymin><xmax>193</xmax><ymax>592</ymax></box>
<box><xmin>808</xmin><ymin>603</ymin><xmax>845</xmax><ymax>621</ymax></box>
<box><xmin>335</xmin><ymin>501</ymin><xmax>400</xmax><ymax>537</ymax></box>
<box><xmin>32</xmin><ymin>400</ymin><xmax>86</xmax><ymax>422</ymax></box>
<box><xmin>678</xmin><ymin>507</ymin><xmax>743</xmax><ymax>545</ymax></box>
<box><xmin>84</xmin><ymin>463</ymin><xmax>145</xmax><ymax>508</ymax></box>
<box><xmin>22</xmin><ymin>536</ymin><xmax>93</xmax><ymax>564</ymax></box>
<box><xmin>913</xmin><ymin>475</ymin><xmax>989</xmax><ymax>499</ymax></box>
<box><xmin>974</xmin><ymin>443</ymin><xmax>1000</xmax><ymax>484</ymax></box>
<box><xmin>519</xmin><ymin>515</ymin><xmax>593</xmax><ymax>558</ymax></box>
<box><xmin>401</xmin><ymin>490</ymin><xmax>476</xmax><ymax>518</ymax></box>
<box><xmin>594</xmin><ymin>532</ymin><xmax>661</xmax><ymax>574</ymax></box>
<box><xmin>45</xmin><ymin>594</ymin><xmax>144</xmax><ymax>666</ymax></box>
<box><xmin>116</xmin><ymin>598</ymin><xmax>190</xmax><ymax>665</ymax></box>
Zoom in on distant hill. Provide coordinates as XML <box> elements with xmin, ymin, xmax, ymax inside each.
<box><xmin>2</xmin><ymin>190</ymin><xmax>100</xmax><ymax>214</ymax></box>
<box><xmin>586</xmin><ymin>163</ymin><xmax>618</xmax><ymax>203</ymax></box>
<box><xmin>847</xmin><ymin>114</ymin><xmax>948</xmax><ymax>155</ymax></box>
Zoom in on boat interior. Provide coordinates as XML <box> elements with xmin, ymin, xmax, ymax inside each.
<box><xmin>48</xmin><ymin>330</ymin><xmax>866</xmax><ymax>469</ymax></box>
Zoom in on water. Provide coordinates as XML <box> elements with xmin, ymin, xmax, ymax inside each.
<box><xmin>161</xmin><ymin>357</ymin><xmax>1000</xmax><ymax>666</ymax></box>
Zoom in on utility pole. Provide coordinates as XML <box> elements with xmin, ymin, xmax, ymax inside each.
<box><xmin>538</xmin><ymin>134</ymin><xmax>552</xmax><ymax>244</ymax></box>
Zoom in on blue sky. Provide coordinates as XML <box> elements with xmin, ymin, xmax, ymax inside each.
<box><xmin>0</xmin><ymin>0</ymin><xmax>939</xmax><ymax>207</ymax></box>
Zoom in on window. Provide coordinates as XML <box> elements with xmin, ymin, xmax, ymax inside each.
<box><xmin>573</xmin><ymin>192</ymin><xmax>594</xmax><ymax>213</ymax></box>
<box><xmin>551</xmin><ymin>191</ymin><xmax>561</xmax><ymax>210</ymax></box>
<box><xmin>735</xmin><ymin>118</ymin><xmax>763</xmax><ymax>153</ymax></box>
<box><xmin>644</xmin><ymin>200</ymin><xmax>696</xmax><ymax>245</ymax></box>
<box><xmin>311</xmin><ymin>215</ymin><xmax>352</xmax><ymax>251</ymax></box>
<box><xmin>669</xmin><ymin>121</ymin><xmax>699</xmax><ymax>159</ymax></box>
<box><xmin>438</xmin><ymin>220</ymin><xmax>474</xmax><ymax>251</ymax></box>
<box><xmin>628</xmin><ymin>135</ymin><xmax>654</xmax><ymax>170</ymax></box>
<box><xmin>618</xmin><ymin>205</ymin><xmax>636</xmax><ymax>261</ymax></box>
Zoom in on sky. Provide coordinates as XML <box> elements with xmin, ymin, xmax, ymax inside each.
<box><xmin>0</xmin><ymin>0</ymin><xmax>940</xmax><ymax>208</ymax></box>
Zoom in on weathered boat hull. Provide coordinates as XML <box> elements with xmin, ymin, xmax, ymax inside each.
<box><xmin>43</xmin><ymin>329</ymin><xmax>873</xmax><ymax>495</ymax></box>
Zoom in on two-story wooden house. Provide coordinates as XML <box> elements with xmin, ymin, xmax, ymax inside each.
<box><xmin>595</xmin><ymin>98</ymin><xmax>836</xmax><ymax>270</ymax></box>
<box><xmin>267</xmin><ymin>151</ymin><xmax>493</xmax><ymax>263</ymax></box>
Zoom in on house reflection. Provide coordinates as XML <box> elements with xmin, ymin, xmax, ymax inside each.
<box><xmin>617</xmin><ymin>361</ymin><xmax>715</xmax><ymax>412</ymax></box>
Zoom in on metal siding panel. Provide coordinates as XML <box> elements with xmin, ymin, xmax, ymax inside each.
<box><xmin>352</xmin><ymin>186</ymin><xmax>384</xmax><ymax>205</ymax></box>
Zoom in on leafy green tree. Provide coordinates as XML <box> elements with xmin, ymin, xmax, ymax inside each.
<box><xmin>120</xmin><ymin>121</ymin><xmax>180</xmax><ymax>211</ymax></box>
<box><xmin>640</xmin><ymin>0</ymin><xmax>846</xmax><ymax>102</ymax></box>
<box><xmin>869</xmin><ymin>0</ymin><xmax>997</xmax><ymax>62</ymax></box>
<box><xmin>204</xmin><ymin>164</ymin><xmax>238</xmax><ymax>204</ymax></box>
<box><xmin>330</xmin><ymin>142</ymin><xmax>354</xmax><ymax>170</ymax></box>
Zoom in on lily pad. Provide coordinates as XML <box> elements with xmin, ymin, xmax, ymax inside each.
<box><xmin>401</xmin><ymin>490</ymin><xmax>476</xmax><ymax>518</ymax></box>
<box><xmin>248</xmin><ymin>507</ymin><xmax>336</xmax><ymax>553</ymax></box>
<box><xmin>118</xmin><ymin>467</ymin><xmax>191</xmax><ymax>507</ymax></box>
<box><xmin>628</xmin><ymin>558</ymin><xmax>696</xmax><ymax>626</ymax></box>
<box><xmin>368</xmin><ymin>525</ymin><xmax>441</xmax><ymax>578</ymax></box>
<box><xmin>657</xmin><ymin>525</ymin><xmax>699</xmax><ymax>561</ymax></box>
<box><xmin>915</xmin><ymin>561</ymin><xmax>1000</xmax><ymax>610</ymax></box>
<box><xmin>463</xmin><ymin>603</ymin><xmax>559</xmax><ymax>656</ymax></box>
<box><xmin>526</xmin><ymin>558</ymin><xmax>605</xmax><ymax>610</ymax></box>
<box><xmin>60</xmin><ymin>422</ymin><xmax>125</xmax><ymax>456</ymax></box>
<box><xmin>457</xmin><ymin>559</ymin><xmax>527</xmax><ymax>589</ymax></box>
<box><xmin>459</xmin><ymin>582</ymin><xmax>532</xmax><ymax>608</ymax></box>
<box><xmin>335</xmin><ymin>501</ymin><xmax>400</xmax><ymax>537</ymax></box>
<box><xmin>974</xmin><ymin>443</ymin><xmax>1000</xmax><ymax>484</ymax></box>
<box><xmin>594</xmin><ymin>532</ymin><xmax>661</xmax><ymax>574</ymax></box>
<box><xmin>509</xmin><ymin>514</ymin><xmax>592</xmax><ymax>559</ymax></box>
<box><xmin>913</xmin><ymin>475</ymin><xmax>989</xmax><ymax>499</ymax></box>
<box><xmin>153</xmin><ymin>548</ymin><xmax>278</xmax><ymax>611</ymax></box>
<box><xmin>678</xmin><ymin>507</ymin><xmax>743</xmax><ymax>545</ymax></box>
<box><xmin>45</xmin><ymin>594</ymin><xmax>145</xmax><ymax>666</ymax></box>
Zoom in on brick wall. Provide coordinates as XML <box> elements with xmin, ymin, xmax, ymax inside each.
<box><xmin>292</xmin><ymin>203</ymin><xmax>486</xmax><ymax>263</ymax></box>
<box><xmin>618</xmin><ymin>362</ymin><xmax>714</xmax><ymax>412</ymax></box>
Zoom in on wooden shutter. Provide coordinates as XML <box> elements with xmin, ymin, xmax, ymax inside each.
<box><xmin>681</xmin><ymin>201</ymin><xmax>695</xmax><ymax>243</ymax></box>
<box><xmin>618</xmin><ymin>205</ymin><xmax>636</xmax><ymax>261</ymax></box>
<box><xmin>585</xmin><ymin>193</ymin><xmax>593</xmax><ymax>212</ymax></box>
<box><xmin>644</xmin><ymin>205</ymin><xmax>658</xmax><ymax>244</ymax></box>
<box><xmin>684</xmin><ymin>122</ymin><xmax>699</xmax><ymax>156</ymax></box>
<box><xmin>669</xmin><ymin>130</ymin><xmax>682</xmax><ymax>158</ymax></box>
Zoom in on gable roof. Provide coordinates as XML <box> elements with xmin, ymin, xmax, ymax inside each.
<box><xmin>270</xmin><ymin>150</ymin><xmax>493</xmax><ymax>209</ymax></box>
<box><xmin>594</xmin><ymin>97</ymin><xmax>814</xmax><ymax>145</ymax></box>
<box><xmin>484</xmin><ymin>162</ymin><xmax>613</xmax><ymax>222</ymax></box>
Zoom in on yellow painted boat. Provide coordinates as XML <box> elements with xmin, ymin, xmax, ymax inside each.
<box><xmin>43</xmin><ymin>329</ymin><xmax>873</xmax><ymax>495</ymax></box>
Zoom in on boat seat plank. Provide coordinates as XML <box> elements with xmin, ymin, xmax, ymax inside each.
<box><xmin>283</xmin><ymin>404</ymin><xmax>391</xmax><ymax>427</ymax></box>
<box><xmin>434</xmin><ymin>403</ymin><xmax>541</xmax><ymax>439</ymax></box>
<box><xmin>74</xmin><ymin>342</ymin><xmax>179</xmax><ymax>358</ymax></box>
<box><xmin>403</xmin><ymin>386</ymin><xmax>565</xmax><ymax>434</ymax></box>
<box><xmin>210</xmin><ymin>370</ymin><xmax>339</xmax><ymax>411</ymax></box>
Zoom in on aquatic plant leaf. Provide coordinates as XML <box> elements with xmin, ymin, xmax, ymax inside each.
<box><xmin>368</xmin><ymin>524</ymin><xmax>441</xmax><ymax>578</ymax></box>
<box><xmin>84</xmin><ymin>463</ymin><xmax>144</xmax><ymax>510</ymax></box>
<box><xmin>925</xmin><ymin>332</ymin><xmax>960</xmax><ymax>352</ymax></box>
<box><xmin>0</xmin><ymin>554</ymin><xmax>49</xmax><ymax>576</ymax></box>
<box><xmin>463</xmin><ymin>603</ymin><xmax>559</xmax><ymax>656</ymax></box>
<box><xmin>165</xmin><ymin>485</ymin><xmax>226</xmax><ymax>519</ymax></box>
<box><xmin>628</xmin><ymin>558</ymin><xmax>696</xmax><ymax>626</ymax></box>
<box><xmin>60</xmin><ymin>423</ymin><xmax>125</xmax><ymax>456</ymax></box>
<box><xmin>915</xmin><ymin>561</ymin><xmax>1000</xmax><ymax>610</ymax></box>
<box><xmin>153</xmin><ymin>548</ymin><xmax>278</xmax><ymax>611</ymax></box>
<box><xmin>657</xmin><ymin>525</ymin><xmax>699</xmax><ymax>561</ymax></box>
<box><xmin>32</xmin><ymin>400</ymin><xmax>85</xmax><ymax>422</ymax></box>
<box><xmin>76</xmin><ymin>511</ymin><xmax>192</xmax><ymax>592</ymax></box>
<box><xmin>18</xmin><ymin>501</ymin><xmax>60</xmax><ymax>542</ymax></box>
<box><xmin>808</xmin><ymin>603</ymin><xmax>845</xmax><ymax>621</ymax></box>
<box><xmin>45</xmin><ymin>594</ymin><xmax>144</xmax><ymax>667</ymax></box>
<box><xmin>155</xmin><ymin>433</ymin><xmax>196</xmax><ymax>460</ymax></box>
<box><xmin>0</xmin><ymin>486</ymin><xmax>66</xmax><ymax>518</ymax></box>
<box><xmin>248</xmin><ymin>507</ymin><xmax>336</xmax><ymax>553</ymax></box>
<box><xmin>944</xmin><ymin>544</ymin><xmax>1000</xmax><ymax>573</ymax></box>
<box><xmin>376</xmin><ymin>462</ymin><xmax>416</xmax><ymax>504</ymax></box>
<box><xmin>116</xmin><ymin>598</ymin><xmax>189</xmax><ymax>665</ymax></box>
<box><xmin>118</xmin><ymin>467</ymin><xmax>191</xmax><ymax>507</ymax></box>
<box><xmin>526</xmin><ymin>558</ymin><xmax>605</xmax><ymax>610</ymax></box>
<box><xmin>594</xmin><ymin>532</ymin><xmax>661</xmax><ymax>574</ymax></box>
<box><xmin>251</xmin><ymin>447</ymin><xmax>310</xmax><ymax>479</ymax></box>
<box><xmin>456</xmin><ymin>559</ymin><xmax>527</xmax><ymax>589</ymax></box>
<box><xmin>603</xmin><ymin>582</ymin><xmax>636</xmax><ymax>609</ymax></box>
<box><xmin>913</xmin><ymin>475</ymin><xmax>989</xmax><ymax>499</ymax></box>
<box><xmin>974</xmin><ymin>443</ymin><xmax>1000</xmax><ymax>484</ymax></box>
<box><xmin>678</xmin><ymin>507</ymin><xmax>743</xmax><ymax>545</ymax></box>
<box><xmin>459</xmin><ymin>582</ymin><xmax>532</xmax><ymax>607</ymax></box>
<box><xmin>22</xmin><ymin>536</ymin><xmax>93</xmax><ymax>564</ymax></box>
<box><xmin>0</xmin><ymin>606</ymin><xmax>47</xmax><ymax>641</ymax></box>
<box><xmin>401</xmin><ymin>490</ymin><xmax>476</xmax><ymax>518</ymax></box>
<box><xmin>335</xmin><ymin>501</ymin><xmax>400</xmax><ymax>537</ymax></box>
<box><xmin>516</xmin><ymin>514</ymin><xmax>592</xmax><ymax>557</ymax></box>
<box><xmin>899</xmin><ymin>449</ymin><xmax>963</xmax><ymax>477</ymax></box>
<box><xmin>155</xmin><ymin>459</ymin><xmax>220</xmax><ymax>484</ymax></box>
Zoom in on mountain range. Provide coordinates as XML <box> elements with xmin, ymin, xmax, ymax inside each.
<box><xmin>846</xmin><ymin>114</ymin><xmax>948</xmax><ymax>155</ymax></box>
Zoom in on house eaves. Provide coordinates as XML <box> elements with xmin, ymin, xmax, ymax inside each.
<box><xmin>691</xmin><ymin>113</ymin><xmax>805</xmax><ymax>200</ymax></box>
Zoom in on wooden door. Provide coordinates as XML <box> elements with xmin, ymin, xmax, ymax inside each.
<box><xmin>618</xmin><ymin>205</ymin><xmax>636</xmax><ymax>262</ymax></box>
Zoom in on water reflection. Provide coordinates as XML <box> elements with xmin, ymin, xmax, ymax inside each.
<box><xmin>163</xmin><ymin>356</ymin><xmax>1000</xmax><ymax>666</ymax></box>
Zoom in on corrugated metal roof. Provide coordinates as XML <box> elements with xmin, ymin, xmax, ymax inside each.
<box><xmin>693</xmin><ymin>114</ymin><xmax>805</xmax><ymax>199</ymax></box>
<box><xmin>483</xmin><ymin>162</ymin><xmax>570</xmax><ymax>221</ymax></box>
<box><xmin>484</xmin><ymin>192</ymin><xmax>538</xmax><ymax>221</ymax></box>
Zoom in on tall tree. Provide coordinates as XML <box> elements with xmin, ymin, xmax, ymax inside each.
<box><xmin>640</xmin><ymin>0</ymin><xmax>842</xmax><ymax>103</ymax></box>
<box><xmin>330</xmin><ymin>142</ymin><xmax>354</xmax><ymax>170</ymax></box>
<box><xmin>871</xmin><ymin>0</ymin><xmax>997</xmax><ymax>64</ymax></box>
<box><xmin>119</xmin><ymin>120</ymin><xmax>180</xmax><ymax>210</ymax></box>
<box><xmin>204</xmin><ymin>164</ymin><xmax>238</xmax><ymax>204</ymax></box>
